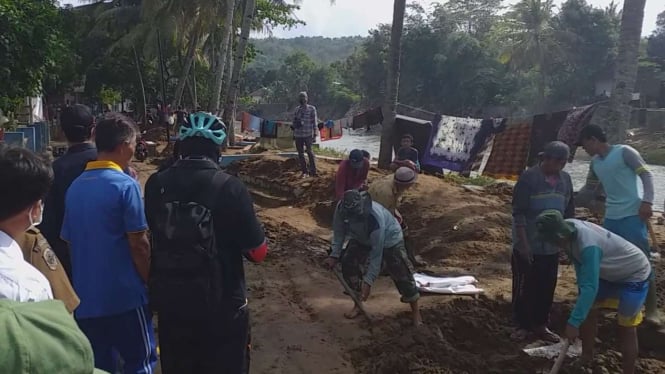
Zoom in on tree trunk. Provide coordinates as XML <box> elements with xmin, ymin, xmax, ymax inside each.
<box><xmin>605</xmin><ymin>0</ymin><xmax>646</xmax><ymax>142</ymax></box>
<box><xmin>173</xmin><ymin>30</ymin><xmax>200</xmax><ymax>108</ymax></box>
<box><xmin>132</xmin><ymin>45</ymin><xmax>147</xmax><ymax>124</ymax></box>
<box><xmin>378</xmin><ymin>0</ymin><xmax>407</xmax><ymax>169</ymax></box>
<box><xmin>223</xmin><ymin>0</ymin><xmax>255</xmax><ymax>146</ymax></box>
<box><xmin>221</xmin><ymin>30</ymin><xmax>235</xmax><ymax>110</ymax></box>
<box><xmin>208</xmin><ymin>0</ymin><xmax>237</xmax><ymax>113</ymax></box>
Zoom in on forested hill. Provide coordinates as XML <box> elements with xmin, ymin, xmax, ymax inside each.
<box><xmin>249</xmin><ymin>36</ymin><xmax>366</xmax><ymax>70</ymax></box>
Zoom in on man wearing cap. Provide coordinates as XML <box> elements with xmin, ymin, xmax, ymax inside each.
<box><xmin>335</xmin><ymin>149</ymin><xmax>370</xmax><ymax>200</ymax></box>
<box><xmin>577</xmin><ymin>124</ymin><xmax>659</xmax><ymax>324</ymax></box>
<box><xmin>293</xmin><ymin>92</ymin><xmax>318</xmax><ymax>177</ymax></box>
<box><xmin>324</xmin><ymin>190</ymin><xmax>422</xmax><ymax>326</ymax></box>
<box><xmin>0</xmin><ymin>299</ymin><xmax>108</xmax><ymax>373</ymax></box>
<box><xmin>535</xmin><ymin>210</ymin><xmax>650</xmax><ymax>374</ymax></box>
<box><xmin>368</xmin><ymin>166</ymin><xmax>421</xmax><ymax>265</ymax></box>
<box><xmin>510</xmin><ymin>141</ymin><xmax>575</xmax><ymax>341</ymax></box>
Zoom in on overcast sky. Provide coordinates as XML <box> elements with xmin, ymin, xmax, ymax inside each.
<box><xmin>63</xmin><ymin>0</ymin><xmax>664</xmax><ymax>38</ymax></box>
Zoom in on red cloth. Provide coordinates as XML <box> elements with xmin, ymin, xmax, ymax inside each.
<box><xmin>246</xmin><ymin>240</ymin><xmax>268</xmax><ymax>263</ymax></box>
<box><xmin>335</xmin><ymin>159</ymin><xmax>369</xmax><ymax>200</ymax></box>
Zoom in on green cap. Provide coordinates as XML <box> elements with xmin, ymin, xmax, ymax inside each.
<box><xmin>535</xmin><ymin>210</ymin><xmax>576</xmax><ymax>243</ymax></box>
<box><xmin>0</xmin><ymin>299</ymin><xmax>109</xmax><ymax>374</ymax></box>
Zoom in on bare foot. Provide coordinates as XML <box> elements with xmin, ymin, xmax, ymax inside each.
<box><xmin>344</xmin><ymin>306</ymin><xmax>362</xmax><ymax>319</ymax></box>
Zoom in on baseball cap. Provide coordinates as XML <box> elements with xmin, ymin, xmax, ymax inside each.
<box><xmin>576</xmin><ymin>124</ymin><xmax>606</xmax><ymax>146</ymax></box>
<box><xmin>0</xmin><ymin>299</ymin><xmax>109</xmax><ymax>374</ymax></box>
<box><xmin>394</xmin><ymin>166</ymin><xmax>417</xmax><ymax>185</ymax></box>
<box><xmin>348</xmin><ymin>149</ymin><xmax>364</xmax><ymax>168</ymax></box>
<box><xmin>535</xmin><ymin>210</ymin><xmax>576</xmax><ymax>243</ymax></box>
<box><xmin>539</xmin><ymin>141</ymin><xmax>570</xmax><ymax>160</ymax></box>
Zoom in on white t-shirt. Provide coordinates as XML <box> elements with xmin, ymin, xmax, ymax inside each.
<box><xmin>0</xmin><ymin>230</ymin><xmax>53</xmax><ymax>302</ymax></box>
<box><xmin>567</xmin><ymin>219</ymin><xmax>651</xmax><ymax>283</ymax></box>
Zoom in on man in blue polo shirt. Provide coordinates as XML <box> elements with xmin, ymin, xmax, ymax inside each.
<box><xmin>61</xmin><ymin>114</ymin><xmax>156</xmax><ymax>374</ymax></box>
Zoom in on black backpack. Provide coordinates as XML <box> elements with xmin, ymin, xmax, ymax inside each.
<box><xmin>149</xmin><ymin>169</ymin><xmax>230</xmax><ymax>317</ymax></box>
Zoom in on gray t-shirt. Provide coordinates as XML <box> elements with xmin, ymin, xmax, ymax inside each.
<box><xmin>568</xmin><ymin>219</ymin><xmax>651</xmax><ymax>283</ymax></box>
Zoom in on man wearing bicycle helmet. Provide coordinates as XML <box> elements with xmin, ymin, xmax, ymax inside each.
<box><xmin>144</xmin><ymin>112</ymin><xmax>267</xmax><ymax>374</ymax></box>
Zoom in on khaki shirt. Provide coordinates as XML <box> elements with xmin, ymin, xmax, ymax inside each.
<box><xmin>368</xmin><ymin>175</ymin><xmax>401</xmax><ymax>215</ymax></box>
<box><xmin>17</xmin><ymin>229</ymin><xmax>79</xmax><ymax>313</ymax></box>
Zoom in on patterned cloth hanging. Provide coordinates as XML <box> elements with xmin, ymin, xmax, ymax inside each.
<box><xmin>482</xmin><ymin>119</ymin><xmax>533</xmax><ymax>180</ymax></box>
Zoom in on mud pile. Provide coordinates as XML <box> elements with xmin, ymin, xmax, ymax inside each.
<box><xmin>400</xmin><ymin>175</ymin><xmax>512</xmax><ymax>267</ymax></box>
<box><xmin>353</xmin><ymin>297</ymin><xmax>665</xmax><ymax>374</ymax></box>
<box><xmin>227</xmin><ymin>156</ymin><xmax>340</xmax><ymax>205</ymax></box>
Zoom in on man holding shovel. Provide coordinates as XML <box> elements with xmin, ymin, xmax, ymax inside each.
<box><xmin>324</xmin><ymin>189</ymin><xmax>423</xmax><ymax>326</ymax></box>
<box><xmin>535</xmin><ymin>210</ymin><xmax>651</xmax><ymax>374</ymax></box>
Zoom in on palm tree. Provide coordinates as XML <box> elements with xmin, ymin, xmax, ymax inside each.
<box><xmin>605</xmin><ymin>0</ymin><xmax>646</xmax><ymax>142</ymax></box>
<box><xmin>208</xmin><ymin>0</ymin><xmax>238</xmax><ymax>113</ymax></box>
<box><xmin>378</xmin><ymin>0</ymin><xmax>407</xmax><ymax>168</ymax></box>
<box><xmin>495</xmin><ymin>0</ymin><xmax>559</xmax><ymax>111</ymax></box>
<box><xmin>223</xmin><ymin>0</ymin><xmax>335</xmax><ymax>145</ymax></box>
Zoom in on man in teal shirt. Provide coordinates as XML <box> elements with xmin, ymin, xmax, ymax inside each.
<box><xmin>577</xmin><ymin>124</ymin><xmax>659</xmax><ymax>324</ymax></box>
<box><xmin>536</xmin><ymin>210</ymin><xmax>650</xmax><ymax>374</ymax></box>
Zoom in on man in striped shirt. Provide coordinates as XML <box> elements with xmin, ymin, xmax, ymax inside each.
<box><xmin>293</xmin><ymin>92</ymin><xmax>318</xmax><ymax>177</ymax></box>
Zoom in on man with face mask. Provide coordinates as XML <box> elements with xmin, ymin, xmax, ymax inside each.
<box><xmin>0</xmin><ymin>145</ymin><xmax>54</xmax><ymax>302</ymax></box>
<box><xmin>324</xmin><ymin>190</ymin><xmax>422</xmax><ymax>326</ymax></box>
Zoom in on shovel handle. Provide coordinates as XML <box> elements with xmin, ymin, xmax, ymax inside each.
<box><xmin>548</xmin><ymin>340</ymin><xmax>570</xmax><ymax>374</ymax></box>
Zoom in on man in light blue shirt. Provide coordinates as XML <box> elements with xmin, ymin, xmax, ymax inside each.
<box><xmin>324</xmin><ymin>190</ymin><xmax>422</xmax><ymax>326</ymax></box>
<box><xmin>536</xmin><ymin>210</ymin><xmax>650</xmax><ymax>374</ymax></box>
<box><xmin>577</xmin><ymin>124</ymin><xmax>659</xmax><ymax>324</ymax></box>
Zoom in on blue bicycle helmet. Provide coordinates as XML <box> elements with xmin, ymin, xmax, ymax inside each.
<box><xmin>179</xmin><ymin>112</ymin><xmax>227</xmax><ymax>145</ymax></box>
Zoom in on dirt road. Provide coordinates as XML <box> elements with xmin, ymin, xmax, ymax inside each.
<box><xmin>136</xmin><ymin>155</ymin><xmax>665</xmax><ymax>374</ymax></box>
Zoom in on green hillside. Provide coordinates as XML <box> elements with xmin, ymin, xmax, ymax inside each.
<box><xmin>249</xmin><ymin>36</ymin><xmax>366</xmax><ymax>70</ymax></box>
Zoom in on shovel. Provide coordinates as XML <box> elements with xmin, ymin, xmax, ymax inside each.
<box><xmin>548</xmin><ymin>340</ymin><xmax>570</xmax><ymax>374</ymax></box>
<box><xmin>333</xmin><ymin>266</ymin><xmax>372</xmax><ymax>323</ymax></box>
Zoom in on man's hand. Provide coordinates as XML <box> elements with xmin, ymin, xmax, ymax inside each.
<box><xmin>361</xmin><ymin>282</ymin><xmax>371</xmax><ymax>301</ymax></box>
<box><xmin>324</xmin><ymin>256</ymin><xmax>338</xmax><ymax>270</ymax></box>
<box><xmin>639</xmin><ymin>202</ymin><xmax>653</xmax><ymax>221</ymax></box>
<box><xmin>564</xmin><ymin>324</ymin><xmax>579</xmax><ymax>342</ymax></box>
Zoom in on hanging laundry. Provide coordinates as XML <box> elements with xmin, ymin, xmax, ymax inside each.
<box><xmin>319</xmin><ymin>126</ymin><xmax>331</xmax><ymax>141</ymax></box>
<box><xmin>241</xmin><ymin>112</ymin><xmax>251</xmax><ymax>132</ymax></box>
<box><xmin>351</xmin><ymin>107</ymin><xmax>383</xmax><ymax>130</ymax></box>
<box><xmin>276</xmin><ymin>121</ymin><xmax>294</xmax><ymax>139</ymax></box>
<box><xmin>339</xmin><ymin>117</ymin><xmax>353</xmax><ymax>129</ymax></box>
<box><xmin>331</xmin><ymin>120</ymin><xmax>343</xmax><ymax>139</ymax></box>
<box><xmin>557</xmin><ymin>104</ymin><xmax>598</xmax><ymax>161</ymax></box>
<box><xmin>482</xmin><ymin>120</ymin><xmax>533</xmax><ymax>181</ymax></box>
<box><xmin>422</xmin><ymin>115</ymin><xmax>483</xmax><ymax>172</ymax></box>
<box><xmin>465</xmin><ymin>118</ymin><xmax>507</xmax><ymax>174</ymax></box>
<box><xmin>261</xmin><ymin>120</ymin><xmax>277</xmax><ymax>138</ymax></box>
<box><xmin>528</xmin><ymin>110</ymin><xmax>569</xmax><ymax>166</ymax></box>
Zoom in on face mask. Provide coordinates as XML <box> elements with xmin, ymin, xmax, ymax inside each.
<box><xmin>26</xmin><ymin>201</ymin><xmax>44</xmax><ymax>231</ymax></box>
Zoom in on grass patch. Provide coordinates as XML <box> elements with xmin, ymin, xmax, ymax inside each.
<box><xmin>314</xmin><ymin>146</ymin><xmax>347</xmax><ymax>158</ymax></box>
<box><xmin>444</xmin><ymin>173</ymin><xmax>496</xmax><ymax>187</ymax></box>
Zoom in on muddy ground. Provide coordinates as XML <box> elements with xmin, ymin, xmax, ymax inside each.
<box><xmin>134</xmin><ymin>154</ymin><xmax>665</xmax><ymax>374</ymax></box>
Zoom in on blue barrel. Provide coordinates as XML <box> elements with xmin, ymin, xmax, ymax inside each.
<box><xmin>17</xmin><ymin>126</ymin><xmax>36</xmax><ymax>152</ymax></box>
<box><xmin>2</xmin><ymin>132</ymin><xmax>25</xmax><ymax>147</ymax></box>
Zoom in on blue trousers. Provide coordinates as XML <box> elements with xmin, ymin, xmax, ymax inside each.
<box><xmin>77</xmin><ymin>305</ymin><xmax>158</xmax><ymax>374</ymax></box>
